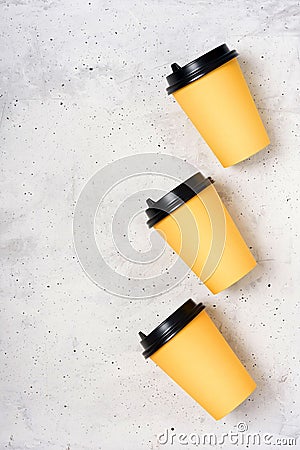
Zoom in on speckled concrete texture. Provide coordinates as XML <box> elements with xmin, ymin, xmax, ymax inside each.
<box><xmin>0</xmin><ymin>1</ymin><xmax>300</xmax><ymax>449</ymax></box>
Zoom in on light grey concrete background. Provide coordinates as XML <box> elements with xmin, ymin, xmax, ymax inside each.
<box><xmin>1</xmin><ymin>1</ymin><xmax>300</xmax><ymax>449</ymax></box>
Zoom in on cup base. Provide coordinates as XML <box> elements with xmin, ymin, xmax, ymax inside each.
<box><xmin>205</xmin><ymin>259</ymin><xmax>257</xmax><ymax>295</ymax></box>
<box><xmin>222</xmin><ymin>138</ymin><xmax>270</xmax><ymax>168</ymax></box>
<box><xmin>213</xmin><ymin>381</ymin><xmax>257</xmax><ymax>421</ymax></box>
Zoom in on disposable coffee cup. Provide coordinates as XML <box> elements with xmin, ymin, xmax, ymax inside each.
<box><xmin>145</xmin><ymin>172</ymin><xmax>256</xmax><ymax>294</ymax></box>
<box><xmin>166</xmin><ymin>44</ymin><xmax>270</xmax><ymax>167</ymax></box>
<box><xmin>139</xmin><ymin>299</ymin><xmax>256</xmax><ymax>420</ymax></box>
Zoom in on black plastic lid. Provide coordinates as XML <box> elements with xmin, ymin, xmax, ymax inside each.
<box><xmin>139</xmin><ymin>299</ymin><xmax>205</xmax><ymax>358</ymax></box>
<box><xmin>145</xmin><ymin>172</ymin><xmax>213</xmax><ymax>228</ymax></box>
<box><xmin>166</xmin><ymin>43</ymin><xmax>238</xmax><ymax>94</ymax></box>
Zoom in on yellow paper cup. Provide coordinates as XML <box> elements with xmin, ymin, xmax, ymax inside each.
<box><xmin>139</xmin><ymin>300</ymin><xmax>256</xmax><ymax>420</ymax></box>
<box><xmin>145</xmin><ymin>172</ymin><xmax>256</xmax><ymax>294</ymax></box>
<box><xmin>166</xmin><ymin>44</ymin><xmax>270</xmax><ymax>167</ymax></box>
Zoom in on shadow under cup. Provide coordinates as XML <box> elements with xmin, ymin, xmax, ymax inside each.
<box><xmin>166</xmin><ymin>44</ymin><xmax>270</xmax><ymax>167</ymax></box>
<box><xmin>145</xmin><ymin>172</ymin><xmax>256</xmax><ymax>294</ymax></box>
<box><xmin>139</xmin><ymin>300</ymin><xmax>256</xmax><ymax>420</ymax></box>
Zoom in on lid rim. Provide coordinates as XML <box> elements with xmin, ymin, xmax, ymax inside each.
<box><xmin>166</xmin><ymin>44</ymin><xmax>238</xmax><ymax>95</ymax></box>
<box><xmin>139</xmin><ymin>300</ymin><xmax>206</xmax><ymax>358</ymax></box>
<box><xmin>145</xmin><ymin>173</ymin><xmax>214</xmax><ymax>228</ymax></box>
